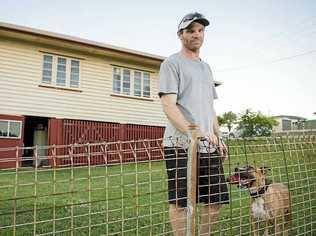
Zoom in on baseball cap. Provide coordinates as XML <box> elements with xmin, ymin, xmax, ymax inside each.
<box><xmin>178</xmin><ymin>12</ymin><xmax>210</xmax><ymax>32</ymax></box>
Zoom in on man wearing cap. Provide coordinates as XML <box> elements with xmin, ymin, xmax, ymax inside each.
<box><xmin>158</xmin><ymin>12</ymin><xmax>229</xmax><ymax>235</ymax></box>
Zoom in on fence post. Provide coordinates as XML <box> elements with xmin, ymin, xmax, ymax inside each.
<box><xmin>186</xmin><ymin>124</ymin><xmax>198</xmax><ymax>236</ymax></box>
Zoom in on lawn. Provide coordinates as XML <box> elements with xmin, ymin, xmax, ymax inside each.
<box><xmin>0</xmin><ymin>136</ymin><xmax>315</xmax><ymax>235</ymax></box>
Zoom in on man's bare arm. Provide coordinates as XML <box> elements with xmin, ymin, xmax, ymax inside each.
<box><xmin>213</xmin><ymin>112</ymin><xmax>228</xmax><ymax>159</ymax></box>
<box><xmin>160</xmin><ymin>94</ymin><xmax>190</xmax><ymax>134</ymax></box>
<box><xmin>213</xmin><ymin>112</ymin><xmax>221</xmax><ymax>138</ymax></box>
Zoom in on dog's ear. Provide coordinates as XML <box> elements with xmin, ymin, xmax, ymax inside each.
<box><xmin>259</xmin><ymin>166</ymin><xmax>271</xmax><ymax>174</ymax></box>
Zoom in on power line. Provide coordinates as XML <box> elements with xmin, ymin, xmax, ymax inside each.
<box><xmin>216</xmin><ymin>16</ymin><xmax>316</xmax><ymax>73</ymax></box>
<box><xmin>243</xmin><ymin>16</ymin><xmax>316</xmax><ymax>58</ymax></box>
<box><xmin>216</xmin><ymin>49</ymin><xmax>316</xmax><ymax>73</ymax></box>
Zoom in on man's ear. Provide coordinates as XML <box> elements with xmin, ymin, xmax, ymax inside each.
<box><xmin>177</xmin><ymin>30</ymin><xmax>183</xmax><ymax>38</ymax></box>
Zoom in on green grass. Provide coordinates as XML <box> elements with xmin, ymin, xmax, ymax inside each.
<box><xmin>0</xmin><ymin>136</ymin><xmax>315</xmax><ymax>235</ymax></box>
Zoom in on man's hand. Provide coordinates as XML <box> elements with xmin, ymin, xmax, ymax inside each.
<box><xmin>218</xmin><ymin>138</ymin><xmax>228</xmax><ymax>161</ymax></box>
<box><xmin>196</xmin><ymin>131</ymin><xmax>228</xmax><ymax>160</ymax></box>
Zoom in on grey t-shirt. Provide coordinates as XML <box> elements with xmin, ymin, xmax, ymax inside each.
<box><xmin>158</xmin><ymin>52</ymin><xmax>218</xmax><ymax>150</ymax></box>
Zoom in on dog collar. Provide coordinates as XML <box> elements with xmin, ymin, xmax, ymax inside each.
<box><xmin>250</xmin><ymin>184</ymin><xmax>270</xmax><ymax>198</ymax></box>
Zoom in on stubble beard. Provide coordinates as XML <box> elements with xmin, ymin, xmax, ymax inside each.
<box><xmin>184</xmin><ymin>39</ymin><xmax>203</xmax><ymax>53</ymax></box>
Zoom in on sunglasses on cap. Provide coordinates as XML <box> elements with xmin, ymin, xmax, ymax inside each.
<box><xmin>178</xmin><ymin>12</ymin><xmax>210</xmax><ymax>31</ymax></box>
<box><xmin>182</xmin><ymin>12</ymin><xmax>205</xmax><ymax>23</ymax></box>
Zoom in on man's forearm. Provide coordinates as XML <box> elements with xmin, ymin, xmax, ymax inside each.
<box><xmin>213</xmin><ymin>113</ymin><xmax>221</xmax><ymax>137</ymax></box>
<box><xmin>163</xmin><ymin>103</ymin><xmax>191</xmax><ymax>134</ymax></box>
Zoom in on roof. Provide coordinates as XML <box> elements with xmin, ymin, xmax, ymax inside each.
<box><xmin>0</xmin><ymin>21</ymin><xmax>222</xmax><ymax>86</ymax></box>
<box><xmin>0</xmin><ymin>22</ymin><xmax>165</xmax><ymax>62</ymax></box>
<box><xmin>272</xmin><ymin>115</ymin><xmax>307</xmax><ymax>120</ymax></box>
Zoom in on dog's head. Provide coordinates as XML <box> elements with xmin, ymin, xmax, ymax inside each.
<box><xmin>227</xmin><ymin>165</ymin><xmax>270</xmax><ymax>190</ymax></box>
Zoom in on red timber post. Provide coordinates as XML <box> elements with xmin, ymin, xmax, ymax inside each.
<box><xmin>119</xmin><ymin>123</ymin><xmax>127</xmax><ymax>141</ymax></box>
<box><xmin>119</xmin><ymin>123</ymin><xmax>127</xmax><ymax>162</ymax></box>
<box><xmin>48</xmin><ymin>118</ymin><xmax>64</xmax><ymax>167</ymax></box>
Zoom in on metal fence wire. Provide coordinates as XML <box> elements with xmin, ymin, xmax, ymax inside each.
<box><xmin>0</xmin><ymin>133</ymin><xmax>315</xmax><ymax>235</ymax></box>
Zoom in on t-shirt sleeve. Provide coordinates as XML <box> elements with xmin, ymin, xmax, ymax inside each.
<box><xmin>207</xmin><ymin>64</ymin><xmax>218</xmax><ymax>99</ymax></box>
<box><xmin>158</xmin><ymin>60</ymin><xmax>179</xmax><ymax>97</ymax></box>
<box><xmin>212</xmin><ymin>82</ymin><xmax>218</xmax><ymax>99</ymax></box>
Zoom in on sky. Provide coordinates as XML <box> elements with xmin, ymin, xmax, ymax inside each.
<box><xmin>1</xmin><ymin>0</ymin><xmax>315</xmax><ymax>119</ymax></box>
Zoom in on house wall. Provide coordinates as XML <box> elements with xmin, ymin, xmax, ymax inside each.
<box><xmin>0</xmin><ymin>36</ymin><xmax>167</xmax><ymax>127</ymax></box>
<box><xmin>273</xmin><ymin>117</ymin><xmax>283</xmax><ymax>132</ymax></box>
<box><xmin>305</xmin><ymin>120</ymin><xmax>316</xmax><ymax>130</ymax></box>
<box><xmin>0</xmin><ymin>114</ymin><xmax>24</xmax><ymax>168</ymax></box>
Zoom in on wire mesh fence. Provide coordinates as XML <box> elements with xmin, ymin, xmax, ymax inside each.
<box><xmin>0</xmin><ymin>134</ymin><xmax>315</xmax><ymax>235</ymax></box>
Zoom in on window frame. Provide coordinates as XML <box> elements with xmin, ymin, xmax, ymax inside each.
<box><xmin>112</xmin><ymin>66</ymin><xmax>151</xmax><ymax>98</ymax></box>
<box><xmin>143</xmin><ymin>72</ymin><xmax>150</xmax><ymax>98</ymax></box>
<box><xmin>41</xmin><ymin>54</ymin><xmax>81</xmax><ymax>89</ymax></box>
<box><xmin>42</xmin><ymin>55</ymin><xmax>53</xmax><ymax>84</ymax></box>
<box><xmin>0</xmin><ymin>120</ymin><xmax>22</xmax><ymax>139</ymax></box>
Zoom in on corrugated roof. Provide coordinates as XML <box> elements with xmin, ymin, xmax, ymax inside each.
<box><xmin>273</xmin><ymin>115</ymin><xmax>307</xmax><ymax>120</ymax></box>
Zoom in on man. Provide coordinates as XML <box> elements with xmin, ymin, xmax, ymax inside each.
<box><xmin>158</xmin><ymin>12</ymin><xmax>229</xmax><ymax>235</ymax></box>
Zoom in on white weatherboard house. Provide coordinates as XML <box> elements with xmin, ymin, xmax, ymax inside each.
<box><xmin>0</xmin><ymin>22</ymin><xmax>169</xmax><ymax>167</ymax></box>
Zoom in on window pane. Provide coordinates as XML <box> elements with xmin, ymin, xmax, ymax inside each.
<box><xmin>42</xmin><ymin>55</ymin><xmax>53</xmax><ymax>84</ymax></box>
<box><xmin>58</xmin><ymin>57</ymin><xmax>66</xmax><ymax>65</ymax></box>
<box><xmin>43</xmin><ymin>70</ymin><xmax>52</xmax><ymax>77</ymax></box>
<box><xmin>70</xmin><ymin>75</ymin><xmax>79</xmax><ymax>87</ymax></box>
<box><xmin>113</xmin><ymin>67</ymin><xmax>121</xmax><ymax>94</ymax></box>
<box><xmin>0</xmin><ymin>120</ymin><xmax>9</xmax><ymax>137</ymax></box>
<box><xmin>43</xmin><ymin>63</ymin><xmax>52</xmax><ymax>70</ymax></box>
<box><xmin>70</xmin><ymin>60</ymin><xmax>80</xmax><ymax>88</ymax></box>
<box><xmin>56</xmin><ymin>57</ymin><xmax>66</xmax><ymax>86</ymax></box>
<box><xmin>134</xmin><ymin>71</ymin><xmax>142</xmax><ymax>97</ymax></box>
<box><xmin>71</xmin><ymin>67</ymin><xmax>79</xmax><ymax>74</ymax></box>
<box><xmin>123</xmin><ymin>69</ymin><xmax>130</xmax><ymax>95</ymax></box>
<box><xmin>143</xmin><ymin>72</ymin><xmax>150</xmax><ymax>97</ymax></box>
<box><xmin>71</xmin><ymin>60</ymin><xmax>79</xmax><ymax>67</ymax></box>
<box><xmin>9</xmin><ymin>122</ymin><xmax>21</xmax><ymax>138</ymax></box>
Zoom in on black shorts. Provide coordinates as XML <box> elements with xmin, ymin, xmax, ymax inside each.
<box><xmin>164</xmin><ymin>147</ymin><xmax>229</xmax><ymax>208</ymax></box>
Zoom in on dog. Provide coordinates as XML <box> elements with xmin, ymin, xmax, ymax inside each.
<box><xmin>228</xmin><ymin>166</ymin><xmax>291</xmax><ymax>236</ymax></box>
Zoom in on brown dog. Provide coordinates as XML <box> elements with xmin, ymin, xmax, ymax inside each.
<box><xmin>228</xmin><ymin>166</ymin><xmax>291</xmax><ymax>236</ymax></box>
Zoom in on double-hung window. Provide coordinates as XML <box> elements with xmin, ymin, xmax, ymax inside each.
<box><xmin>134</xmin><ymin>71</ymin><xmax>142</xmax><ymax>97</ymax></box>
<box><xmin>143</xmin><ymin>72</ymin><xmax>150</xmax><ymax>97</ymax></box>
<box><xmin>41</xmin><ymin>54</ymin><xmax>80</xmax><ymax>89</ymax></box>
<box><xmin>42</xmin><ymin>55</ymin><xmax>53</xmax><ymax>84</ymax></box>
<box><xmin>113</xmin><ymin>68</ymin><xmax>121</xmax><ymax>94</ymax></box>
<box><xmin>123</xmin><ymin>69</ymin><xmax>131</xmax><ymax>95</ymax></box>
<box><xmin>56</xmin><ymin>58</ymin><xmax>67</xmax><ymax>86</ymax></box>
<box><xmin>70</xmin><ymin>60</ymin><xmax>80</xmax><ymax>88</ymax></box>
<box><xmin>112</xmin><ymin>66</ymin><xmax>151</xmax><ymax>98</ymax></box>
<box><xmin>0</xmin><ymin>120</ymin><xmax>22</xmax><ymax>139</ymax></box>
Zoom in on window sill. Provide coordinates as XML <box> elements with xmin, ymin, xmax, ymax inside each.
<box><xmin>38</xmin><ymin>84</ymin><xmax>83</xmax><ymax>93</ymax></box>
<box><xmin>111</xmin><ymin>93</ymin><xmax>154</xmax><ymax>101</ymax></box>
<box><xmin>0</xmin><ymin>136</ymin><xmax>21</xmax><ymax>140</ymax></box>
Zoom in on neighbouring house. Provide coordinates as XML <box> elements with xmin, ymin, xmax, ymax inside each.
<box><xmin>272</xmin><ymin>115</ymin><xmax>307</xmax><ymax>132</ymax></box>
<box><xmin>305</xmin><ymin>119</ymin><xmax>316</xmax><ymax>130</ymax></box>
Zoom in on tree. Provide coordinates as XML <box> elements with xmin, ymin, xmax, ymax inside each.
<box><xmin>217</xmin><ymin>115</ymin><xmax>225</xmax><ymax>126</ymax></box>
<box><xmin>237</xmin><ymin>109</ymin><xmax>278</xmax><ymax>137</ymax></box>
<box><xmin>218</xmin><ymin>111</ymin><xmax>237</xmax><ymax>132</ymax></box>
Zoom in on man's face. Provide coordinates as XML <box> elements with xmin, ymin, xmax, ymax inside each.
<box><xmin>178</xmin><ymin>22</ymin><xmax>205</xmax><ymax>52</ymax></box>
